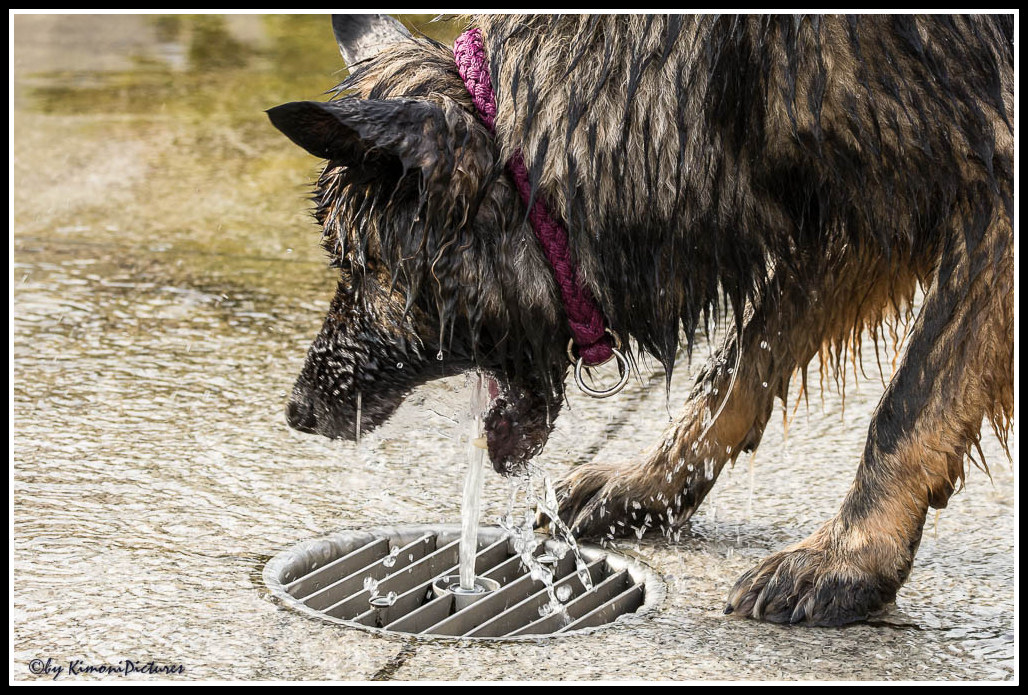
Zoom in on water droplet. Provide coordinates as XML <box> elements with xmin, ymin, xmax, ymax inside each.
<box><xmin>576</xmin><ymin>558</ymin><xmax>594</xmax><ymax>591</ymax></box>
<box><xmin>396</xmin><ymin>362</ymin><xmax>403</xmax><ymax>369</ymax></box>
<box><xmin>363</xmin><ymin>576</ymin><xmax>379</xmax><ymax>595</ymax></box>
<box><xmin>556</xmin><ymin>584</ymin><xmax>572</xmax><ymax>602</ymax></box>
<box><xmin>436</xmin><ymin>350</ymin><xmax>444</xmax><ymax>361</ymax></box>
<box><xmin>762</xmin><ymin>381</ymin><xmax>768</xmax><ymax>388</ymax></box>
<box><xmin>760</xmin><ymin>340</ymin><xmax>769</xmax><ymax>350</ymax></box>
<box><xmin>368</xmin><ymin>591</ymin><xmax>397</xmax><ymax>608</ymax></box>
<box><xmin>530</xmin><ymin>565</ymin><xmax>552</xmax><ymax>584</ymax></box>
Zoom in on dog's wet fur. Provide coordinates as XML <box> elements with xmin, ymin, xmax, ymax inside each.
<box><xmin>269</xmin><ymin>15</ymin><xmax>1014</xmax><ymax>626</ymax></box>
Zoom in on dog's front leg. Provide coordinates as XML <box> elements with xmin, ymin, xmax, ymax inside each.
<box><xmin>553</xmin><ymin>268</ymin><xmax>831</xmax><ymax>538</ymax></box>
<box><xmin>552</xmin><ymin>322</ymin><xmax>780</xmax><ymax>538</ymax></box>
<box><xmin>726</xmin><ymin>218</ymin><xmax>1013</xmax><ymax>625</ymax></box>
<box><xmin>552</xmin><ymin>242</ymin><xmax>929</xmax><ymax>539</ymax></box>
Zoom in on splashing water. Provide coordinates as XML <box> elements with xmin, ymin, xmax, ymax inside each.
<box><xmin>454</xmin><ymin>374</ymin><xmax>593</xmax><ymax>611</ymax></box>
<box><xmin>382</xmin><ymin>545</ymin><xmax>401</xmax><ymax>568</ymax></box>
<box><xmin>498</xmin><ymin>469</ymin><xmax>597</xmax><ymax>628</ymax></box>
<box><xmin>499</xmin><ymin>501</ymin><xmax>567</xmax><ymax>622</ymax></box>
<box><xmin>537</xmin><ymin>473</ymin><xmax>594</xmax><ymax>591</ymax></box>
<box><xmin>368</xmin><ymin>591</ymin><xmax>398</xmax><ymax>609</ymax></box>
<box><xmin>458</xmin><ymin>373</ymin><xmax>490</xmax><ymax>591</ymax></box>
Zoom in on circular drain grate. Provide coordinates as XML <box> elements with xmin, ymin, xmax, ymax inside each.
<box><xmin>263</xmin><ymin>524</ymin><xmax>664</xmax><ymax>640</ymax></box>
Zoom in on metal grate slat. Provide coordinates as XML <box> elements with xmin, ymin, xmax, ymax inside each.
<box><xmin>355</xmin><ymin>537</ymin><xmax>511</xmax><ymax>629</ymax></box>
<box><xmin>379</xmin><ymin>540</ymin><xmax>539</xmax><ymax>633</ymax></box>
<box><xmin>285</xmin><ymin>538</ymin><xmax>388</xmax><ymax>598</ymax></box>
<box><xmin>556</xmin><ymin>582</ymin><xmax>645</xmax><ymax>633</ymax></box>
<box><xmin>478</xmin><ymin>552</ymin><xmax>529</xmax><ymax>586</ymax></box>
<box><xmin>421</xmin><ymin>553</ymin><xmax>578</xmax><ymax>636</ymax></box>
<box><xmin>324</xmin><ymin>537</ymin><xmax>459</xmax><ymax>619</ymax></box>
<box><xmin>466</xmin><ymin>558</ymin><xmax>608</xmax><ymax>638</ymax></box>
<box><xmin>302</xmin><ymin>534</ymin><xmax>436</xmax><ymax>612</ymax></box>
<box><xmin>263</xmin><ymin>525</ymin><xmax>661</xmax><ymax>640</ymax></box>
<box><xmin>508</xmin><ymin>566</ymin><xmax>631</xmax><ymax>636</ymax></box>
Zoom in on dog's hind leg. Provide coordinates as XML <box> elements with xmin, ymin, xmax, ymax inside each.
<box><xmin>554</xmin><ymin>244</ymin><xmax>920</xmax><ymax>538</ymax></box>
<box><xmin>726</xmin><ymin>213</ymin><xmax>1013</xmax><ymax>625</ymax></box>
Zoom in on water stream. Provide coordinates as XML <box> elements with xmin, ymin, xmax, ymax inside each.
<box><xmin>458</xmin><ymin>374</ymin><xmax>490</xmax><ymax>592</ymax></box>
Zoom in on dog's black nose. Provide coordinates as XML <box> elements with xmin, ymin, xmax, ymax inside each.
<box><xmin>286</xmin><ymin>399</ymin><xmax>317</xmax><ymax>433</ymax></box>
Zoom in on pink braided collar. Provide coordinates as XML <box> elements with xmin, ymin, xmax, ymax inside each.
<box><xmin>454</xmin><ymin>28</ymin><xmax>613</xmax><ymax>367</ymax></box>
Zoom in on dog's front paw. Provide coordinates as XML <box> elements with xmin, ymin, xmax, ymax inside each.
<box><xmin>725</xmin><ymin>536</ymin><xmax>904</xmax><ymax>626</ymax></box>
<box><xmin>546</xmin><ymin>460</ymin><xmax>661</xmax><ymax>538</ymax></box>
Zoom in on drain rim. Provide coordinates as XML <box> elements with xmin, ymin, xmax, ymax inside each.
<box><xmin>263</xmin><ymin>523</ymin><xmax>666</xmax><ymax>642</ymax></box>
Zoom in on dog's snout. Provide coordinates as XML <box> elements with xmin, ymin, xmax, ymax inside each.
<box><xmin>286</xmin><ymin>398</ymin><xmax>317</xmax><ymax>433</ymax></box>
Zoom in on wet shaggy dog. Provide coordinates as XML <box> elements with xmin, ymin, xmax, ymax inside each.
<box><xmin>269</xmin><ymin>15</ymin><xmax>1014</xmax><ymax>626</ymax></box>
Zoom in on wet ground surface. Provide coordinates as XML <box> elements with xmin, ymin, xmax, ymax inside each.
<box><xmin>11</xmin><ymin>14</ymin><xmax>1017</xmax><ymax>682</ymax></box>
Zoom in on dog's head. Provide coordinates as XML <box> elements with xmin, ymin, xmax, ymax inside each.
<box><xmin>268</xmin><ymin>16</ymin><xmax>568</xmax><ymax>473</ymax></box>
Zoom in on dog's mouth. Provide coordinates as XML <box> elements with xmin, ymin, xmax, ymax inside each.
<box><xmin>287</xmin><ymin>366</ymin><xmax>560</xmax><ymax>475</ymax></box>
<box><xmin>478</xmin><ymin>372</ymin><xmax>558</xmax><ymax>475</ymax></box>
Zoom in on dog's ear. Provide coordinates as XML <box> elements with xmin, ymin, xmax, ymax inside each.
<box><xmin>268</xmin><ymin>98</ymin><xmax>491</xmax><ymax>185</ymax></box>
<box><xmin>331</xmin><ymin>14</ymin><xmax>410</xmax><ymax>67</ymax></box>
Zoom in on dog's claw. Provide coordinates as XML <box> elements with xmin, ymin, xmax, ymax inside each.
<box><xmin>726</xmin><ymin>542</ymin><xmax>901</xmax><ymax>626</ymax></box>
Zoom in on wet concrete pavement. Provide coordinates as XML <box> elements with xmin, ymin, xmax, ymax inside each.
<box><xmin>11</xmin><ymin>14</ymin><xmax>1017</xmax><ymax>682</ymax></box>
